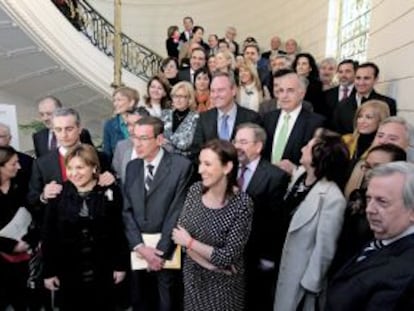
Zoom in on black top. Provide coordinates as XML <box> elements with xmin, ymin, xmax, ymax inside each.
<box><xmin>172</xmin><ymin>108</ymin><xmax>190</xmax><ymax>132</ymax></box>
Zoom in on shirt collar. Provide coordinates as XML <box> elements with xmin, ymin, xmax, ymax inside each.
<box><xmin>281</xmin><ymin>103</ymin><xmax>302</xmax><ymax>119</ymax></box>
<box><xmin>217</xmin><ymin>102</ymin><xmax>237</xmax><ymax>119</ymax></box>
<box><xmin>383</xmin><ymin>225</ymin><xmax>414</xmax><ymax>246</ymax></box>
<box><xmin>144</xmin><ymin>147</ymin><xmax>164</xmax><ymax>171</ymax></box>
<box><xmin>243</xmin><ymin>156</ymin><xmax>260</xmax><ymax>171</ymax></box>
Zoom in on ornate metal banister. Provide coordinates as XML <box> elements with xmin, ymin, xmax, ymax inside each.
<box><xmin>73</xmin><ymin>0</ymin><xmax>163</xmax><ymax>82</ymax></box>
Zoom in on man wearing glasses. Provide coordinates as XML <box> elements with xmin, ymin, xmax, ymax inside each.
<box><xmin>123</xmin><ymin>116</ymin><xmax>193</xmax><ymax>311</ymax></box>
<box><xmin>233</xmin><ymin>122</ymin><xmax>289</xmax><ymax>310</ymax></box>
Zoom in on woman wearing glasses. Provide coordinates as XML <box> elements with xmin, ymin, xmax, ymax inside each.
<box><xmin>161</xmin><ymin>81</ymin><xmax>199</xmax><ymax>157</ymax></box>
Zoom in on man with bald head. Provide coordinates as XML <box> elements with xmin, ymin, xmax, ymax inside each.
<box><xmin>262</xmin><ymin>35</ymin><xmax>286</xmax><ymax>60</ymax></box>
<box><xmin>262</xmin><ymin>72</ymin><xmax>325</xmax><ymax>171</ymax></box>
<box><xmin>32</xmin><ymin>96</ymin><xmax>93</xmax><ymax>157</ymax></box>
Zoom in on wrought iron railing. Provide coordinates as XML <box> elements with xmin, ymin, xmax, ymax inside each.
<box><xmin>72</xmin><ymin>0</ymin><xmax>163</xmax><ymax>81</ymax></box>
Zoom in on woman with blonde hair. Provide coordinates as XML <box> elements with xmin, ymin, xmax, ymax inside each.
<box><xmin>237</xmin><ymin>60</ymin><xmax>265</xmax><ymax>112</ymax></box>
<box><xmin>215</xmin><ymin>50</ymin><xmax>235</xmax><ymax>73</ymax></box>
<box><xmin>342</xmin><ymin>99</ymin><xmax>390</xmax><ymax>163</ymax></box>
<box><xmin>103</xmin><ymin>86</ymin><xmax>140</xmax><ymax>160</ymax></box>
<box><xmin>161</xmin><ymin>81</ymin><xmax>199</xmax><ymax>157</ymax></box>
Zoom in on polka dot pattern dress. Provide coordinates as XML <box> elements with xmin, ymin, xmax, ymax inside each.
<box><xmin>178</xmin><ymin>182</ymin><xmax>253</xmax><ymax>311</ymax></box>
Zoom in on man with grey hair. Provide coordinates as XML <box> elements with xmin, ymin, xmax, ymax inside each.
<box><xmin>262</xmin><ymin>35</ymin><xmax>286</xmax><ymax>60</ymax></box>
<box><xmin>262</xmin><ymin>72</ymin><xmax>324</xmax><ymax>172</ymax></box>
<box><xmin>326</xmin><ymin>161</ymin><xmax>414</xmax><ymax>310</ymax></box>
<box><xmin>233</xmin><ymin>122</ymin><xmax>289</xmax><ymax>310</ymax></box>
<box><xmin>33</xmin><ymin>96</ymin><xmax>93</xmax><ymax>157</ymax></box>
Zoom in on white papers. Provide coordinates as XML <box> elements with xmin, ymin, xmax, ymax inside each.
<box><xmin>0</xmin><ymin>207</ymin><xmax>32</xmax><ymax>240</ymax></box>
<box><xmin>131</xmin><ymin>233</ymin><xmax>181</xmax><ymax>270</ymax></box>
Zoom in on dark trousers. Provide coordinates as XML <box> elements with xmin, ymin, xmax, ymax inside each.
<box><xmin>245</xmin><ymin>263</ymin><xmax>277</xmax><ymax>311</ymax></box>
<box><xmin>131</xmin><ymin>269</ymin><xmax>182</xmax><ymax>311</ymax></box>
<box><xmin>0</xmin><ymin>259</ymin><xmax>29</xmax><ymax>311</ymax></box>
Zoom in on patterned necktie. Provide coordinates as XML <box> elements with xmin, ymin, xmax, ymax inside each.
<box><xmin>237</xmin><ymin>165</ymin><xmax>248</xmax><ymax>191</ymax></box>
<box><xmin>219</xmin><ymin>115</ymin><xmax>230</xmax><ymax>141</ymax></box>
<box><xmin>356</xmin><ymin>239</ymin><xmax>384</xmax><ymax>262</ymax></box>
<box><xmin>342</xmin><ymin>86</ymin><xmax>349</xmax><ymax>100</ymax></box>
<box><xmin>145</xmin><ymin>164</ymin><xmax>154</xmax><ymax>192</ymax></box>
<box><xmin>272</xmin><ymin>114</ymin><xmax>291</xmax><ymax>164</ymax></box>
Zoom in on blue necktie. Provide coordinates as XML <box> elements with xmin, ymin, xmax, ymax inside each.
<box><xmin>219</xmin><ymin>115</ymin><xmax>230</xmax><ymax>140</ymax></box>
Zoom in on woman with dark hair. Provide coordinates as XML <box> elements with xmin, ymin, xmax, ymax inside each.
<box><xmin>140</xmin><ymin>75</ymin><xmax>171</xmax><ymax>118</ymax></box>
<box><xmin>193</xmin><ymin>67</ymin><xmax>212</xmax><ymax>112</ymax></box>
<box><xmin>292</xmin><ymin>53</ymin><xmax>325</xmax><ymax>115</ymax></box>
<box><xmin>160</xmin><ymin>57</ymin><xmax>180</xmax><ymax>86</ymax></box>
<box><xmin>165</xmin><ymin>25</ymin><xmax>180</xmax><ymax>59</ymax></box>
<box><xmin>0</xmin><ymin>146</ymin><xmax>37</xmax><ymax>310</ymax></box>
<box><xmin>330</xmin><ymin>143</ymin><xmax>407</xmax><ymax>275</ymax></box>
<box><xmin>172</xmin><ymin>139</ymin><xmax>253</xmax><ymax>311</ymax></box>
<box><xmin>42</xmin><ymin>144</ymin><xmax>129</xmax><ymax>310</ymax></box>
<box><xmin>274</xmin><ymin>128</ymin><xmax>349</xmax><ymax>311</ymax></box>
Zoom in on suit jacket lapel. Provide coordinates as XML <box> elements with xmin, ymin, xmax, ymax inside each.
<box><xmin>130</xmin><ymin>160</ymin><xmax>145</xmax><ymax>208</ymax></box>
<box><xmin>207</xmin><ymin>109</ymin><xmax>219</xmax><ymax>139</ymax></box>
<box><xmin>246</xmin><ymin>159</ymin><xmax>266</xmax><ymax>195</ymax></box>
<box><xmin>283</xmin><ymin>109</ymin><xmax>305</xmax><ymax>159</ymax></box>
<box><xmin>288</xmin><ymin>179</ymin><xmax>331</xmax><ymax>232</ymax></box>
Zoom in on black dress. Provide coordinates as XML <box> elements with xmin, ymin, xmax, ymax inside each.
<box><xmin>178</xmin><ymin>182</ymin><xmax>253</xmax><ymax>311</ymax></box>
<box><xmin>42</xmin><ymin>182</ymin><xmax>129</xmax><ymax>310</ymax></box>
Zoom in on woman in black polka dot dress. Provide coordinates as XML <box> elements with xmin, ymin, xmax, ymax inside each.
<box><xmin>173</xmin><ymin>140</ymin><xmax>253</xmax><ymax>311</ymax></box>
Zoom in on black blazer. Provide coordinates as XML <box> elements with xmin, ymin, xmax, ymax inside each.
<box><xmin>332</xmin><ymin>89</ymin><xmax>397</xmax><ymax>134</ymax></box>
<box><xmin>245</xmin><ymin>158</ymin><xmax>289</xmax><ymax>262</ymax></box>
<box><xmin>262</xmin><ymin>108</ymin><xmax>325</xmax><ymax>165</ymax></box>
<box><xmin>190</xmin><ymin>105</ymin><xmax>261</xmax><ymax>159</ymax></box>
<box><xmin>326</xmin><ymin>234</ymin><xmax>414</xmax><ymax>311</ymax></box>
<box><xmin>122</xmin><ymin>150</ymin><xmax>193</xmax><ymax>258</ymax></box>
<box><xmin>42</xmin><ymin>182</ymin><xmax>129</xmax><ymax>280</ymax></box>
<box><xmin>165</xmin><ymin>38</ymin><xmax>179</xmax><ymax>59</ymax></box>
<box><xmin>32</xmin><ymin>128</ymin><xmax>94</xmax><ymax>158</ymax></box>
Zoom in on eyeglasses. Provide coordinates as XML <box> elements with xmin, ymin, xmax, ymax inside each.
<box><xmin>232</xmin><ymin>139</ymin><xmax>256</xmax><ymax>145</ymax></box>
<box><xmin>135</xmin><ymin>136</ymin><xmax>156</xmax><ymax>142</ymax></box>
<box><xmin>172</xmin><ymin>94</ymin><xmax>188</xmax><ymax>100</ymax></box>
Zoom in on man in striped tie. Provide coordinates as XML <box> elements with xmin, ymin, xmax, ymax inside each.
<box><xmin>326</xmin><ymin>162</ymin><xmax>414</xmax><ymax>310</ymax></box>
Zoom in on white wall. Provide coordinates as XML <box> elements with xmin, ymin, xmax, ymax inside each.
<box><xmin>368</xmin><ymin>0</ymin><xmax>414</xmax><ymax>121</ymax></box>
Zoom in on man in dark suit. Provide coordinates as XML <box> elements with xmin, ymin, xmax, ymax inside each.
<box><xmin>332</xmin><ymin>62</ymin><xmax>397</xmax><ymax>134</ymax></box>
<box><xmin>326</xmin><ymin>162</ymin><xmax>414</xmax><ymax>310</ymax></box>
<box><xmin>262</xmin><ymin>72</ymin><xmax>325</xmax><ymax>174</ymax></box>
<box><xmin>261</xmin><ymin>35</ymin><xmax>286</xmax><ymax>60</ymax></box>
<box><xmin>191</xmin><ymin>72</ymin><xmax>261</xmax><ymax>159</ymax></box>
<box><xmin>123</xmin><ymin>116</ymin><xmax>193</xmax><ymax>311</ymax></box>
<box><xmin>324</xmin><ymin>59</ymin><xmax>357</xmax><ymax>122</ymax></box>
<box><xmin>244</xmin><ymin>43</ymin><xmax>269</xmax><ymax>87</ymax></box>
<box><xmin>233</xmin><ymin>123</ymin><xmax>289</xmax><ymax>311</ymax></box>
<box><xmin>177</xmin><ymin>47</ymin><xmax>206</xmax><ymax>83</ymax></box>
<box><xmin>28</xmin><ymin>107</ymin><xmax>112</xmax><ymax>211</ymax></box>
<box><xmin>33</xmin><ymin>96</ymin><xmax>93</xmax><ymax>157</ymax></box>
<box><xmin>179</xmin><ymin>16</ymin><xmax>193</xmax><ymax>43</ymax></box>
